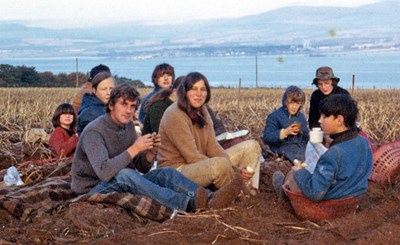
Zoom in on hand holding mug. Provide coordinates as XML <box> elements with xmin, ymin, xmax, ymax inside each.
<box><xmin>150</xmin><ymin>132</ymin><xmax>161</xmax><ymax>150</ymax></box>
<box><xmin>284</xmin><ymin>122</ymin><xmax>301</xmax><ymax>136</ymax></box>
<box><xmin>291</xmin><ymin>121</ymin><xmax>301</xmax><ymax>134</ymax></box>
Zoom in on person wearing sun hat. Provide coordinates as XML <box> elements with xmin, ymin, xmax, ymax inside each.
<box><xmin>308</xmin><ymin>66</ymin><xmax>350</xmax><ymax>129</ymax></box>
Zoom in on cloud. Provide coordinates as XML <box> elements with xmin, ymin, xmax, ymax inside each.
<box><xmin>0</xmin><ymin>0</ymin><xmax>383</xmax><ymax>28</ymax></box>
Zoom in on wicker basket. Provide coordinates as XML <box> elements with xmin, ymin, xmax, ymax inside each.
<box><xmin>283</xmin><ymin>185</ymin><xmax>361</xmax><ymax>221</ymax></box>
<box><xmin>369</xmin><ymin>141</ymin><xmax>400</xmax><ymax>185</ymax></box>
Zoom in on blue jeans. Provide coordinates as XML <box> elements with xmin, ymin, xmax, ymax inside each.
<box><xmin>89</xmin><ymin>167</ymin><xmax>200</xmax><ymax>211</ymax></box>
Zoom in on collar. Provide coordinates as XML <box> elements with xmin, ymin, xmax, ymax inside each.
<box><xmin>330</xmin><ymin>127</ymin><xmax>358</xmax><ymax>147</ymax></box>
<box><xmin>104</xmin><ymin>113</ymin><xmax>128</xmax><ymax>134</ymax></box>
<box><xmin>62</xmin><ymin>127</ymin><xmax>75</xmax><ymax>137</ymax></box>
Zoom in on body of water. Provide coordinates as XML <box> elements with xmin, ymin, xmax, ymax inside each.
<box><xmin>1</xmin><ymin>52</ymin><xmax>399</xmax><ymax>89</ymax></box>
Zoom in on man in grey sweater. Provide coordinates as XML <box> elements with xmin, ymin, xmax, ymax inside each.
<box><xmin>71</xmin><ymin>83</ymin><xmax>243</xmax><ymax>212</ymax></box>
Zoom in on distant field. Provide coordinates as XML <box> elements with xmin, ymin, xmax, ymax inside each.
<box><xmin>1</xmin><ymin>87</ymin><xmax>399</xmax><ymax>162</ymax></box>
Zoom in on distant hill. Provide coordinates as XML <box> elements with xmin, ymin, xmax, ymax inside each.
<box><xmin>0</xmin><ymin>1</ymin><xmax>399</xmax><ymax>58</ymax></box>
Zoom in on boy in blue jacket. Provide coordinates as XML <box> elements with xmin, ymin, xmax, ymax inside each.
<box><xmin>273</xmin><ymin>94</ymin><xmax>373</xmax><ymax>201</ymax></box>
<box><xmin>263</xmin><ymin>86</ymin><xmax>309</xmax><ymax>163</ymax></box>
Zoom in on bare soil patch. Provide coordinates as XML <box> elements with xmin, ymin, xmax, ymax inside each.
<box><xmin>1</xmin><ymin>160</ymin><xmax>399</xmax><ymax>245</ymax></box>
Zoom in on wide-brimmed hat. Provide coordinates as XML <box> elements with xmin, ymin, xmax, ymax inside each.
<box><xmin>312</xmin><ymin>66</ymin><xmax>340</xmax><ymax>85</ymax></box>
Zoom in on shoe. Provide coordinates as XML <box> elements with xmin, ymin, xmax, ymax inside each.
<box><xmin>209</xmin><ymin>173</ymin><xmax>244</xmax><ymax>209</ymax></box>
<box><xmin>195</xmin><ymin>187</ymin><xmax>209</xmax><ymax>210</ymax></box>
<box><xmin>186</xmin><ymin>187</ymin><xmax>209</xmax><ymax>212</ymax></box>
<box><xmin>272</xmin><ymin>170</ymin><xmax>285</xmax><ymax>199</ymax></box>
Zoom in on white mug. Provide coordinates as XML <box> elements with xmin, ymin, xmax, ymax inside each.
<box><xmin>310</xmin><ymin>127</ymin><xmax>323</xmax><ymax>144</ymax></box>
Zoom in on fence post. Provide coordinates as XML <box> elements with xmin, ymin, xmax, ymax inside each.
<box><xmin>255</xmin><ymin>55</ymin><xmax>258</xmax><ymax>88</ymax></box>
<box><xmin>238</xmin><ymin>78</ymin><xmax>241</xmax><ymax>108</ymax></box>
<box><xmin>76</xmin><ymin>58</ymin><xmax>79</xmax><ymax>87</ymax></box>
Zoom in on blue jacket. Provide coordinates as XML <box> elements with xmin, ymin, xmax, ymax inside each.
<box><xmin>294</xmin><ymin>129</ymin><xmax>373</xmax><ymax>201</ymax></box>
<box><xmin>77</xmin><ymin>93</ymin><xmax>106</xmax><ymax>135</ymax></box>
<box><xmin>138</xmin><ymin>86</ymin><xmax>162</xmax><ymax>123</ymax></box>
<box><xmin>263</xmin><ymin>87</ymin><xmax>309</xmax><ymax>162</ymax></box>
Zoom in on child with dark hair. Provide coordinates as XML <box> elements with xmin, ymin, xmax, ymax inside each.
<box><xmin>71</xmin><ymin>64</ymin><xmax>111</xmax><ymax>113</ymax></box>
<box><xmin>142</xmin><ymin>75</ymin><xmax>183</xmax><ymax>135</ymax></box>
<box><xmin>49</xmin><ymin>103</ymin><xmax>79</xmax><ymax>158</ymax></box>
<box><xmin>263</xmin><ymin>86</ymin><xmax>309</xmax><ymax>163</ymax></box>
<box><xmin>138</xmin><ymin>63</ymin><xmax>175</xmax><ymax>123</ymax></box>
<box><xmin>273</xmin><ymin>94</ymin><xmax>373</xmax><ymax>202</ymax></box>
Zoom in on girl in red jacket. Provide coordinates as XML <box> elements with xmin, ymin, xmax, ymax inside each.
<box><xmin>49</xmin><ymin>103</ymin><xmax>79</xmax><ymax>158</ymax></box>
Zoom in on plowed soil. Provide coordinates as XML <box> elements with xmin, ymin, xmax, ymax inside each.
<box><xmin>1</xmin><ymin>159</ymin><xmax>400</xmax><ymax>245</ymax></box>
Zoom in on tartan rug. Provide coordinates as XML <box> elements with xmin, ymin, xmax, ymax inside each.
<box><xmin>0</xmin><ymin>175</ymin><xmax>172</xmax><ymax>222</ymax></box>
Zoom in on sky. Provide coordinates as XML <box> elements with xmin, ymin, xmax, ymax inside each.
<box><xmin>0</xmin><ymin>0</ymin><xmax>384</xmax><ymax>28</ymax></box>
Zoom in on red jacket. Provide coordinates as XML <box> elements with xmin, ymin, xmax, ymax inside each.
<box><xmin>49</xmin><ymin>127</ymin><xmax>79</xmax><ymax>158</ymax></box>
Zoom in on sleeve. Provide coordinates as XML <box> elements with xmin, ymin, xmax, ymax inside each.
<box><xmin>204</xmin><ymin>117</ymin><xmax>228</xmax><ymax>158</ymax></box>
<box><xmin>207</xmin><ymin>106</ymin><xmax>226</xmax><ymax>136</ymax></box>
<box><xmin>49</xmin><ymin>127</ymin><xmax>79</xmax><ymax>157</ymax></box>
<box><xmin>293</xmin><ymin>148</ymin><xmax>338</xmax><ymax>201</ymax></box>
<box><xmin>71</xmin><ymin>91</ymin><xmax>83</xmax><ymax>113</ymax></box>
<box><xmin>81</xmin><ymin>129</ymin><xmax>132</xmax><ymax>182</ymax></box>
<box><xmin>130</xmin><ymin>152</ymin><xmax>153</xmax><ymax>174</ymax></box>
<box><xmin>299</xmin><ymin>113</ymin><xmax>310</xmax><ymax>142</ymax></box>
<box><xmin>338</xmin><ymin>87</ymin><xmax>350</xmax><ymax>95</ymax></box>
<box><xmin>138</xmin><ymin>93</ymin><xmax>152</xmax><ymax>123</ymax></box>
<box><xmin>77</xmin><ymin>110</ymin><xmax>99</xmax><ymax>135</ymax></box>
<box><xmin>138</xmin><ymin>101</ymin><xmax>146</xmax><ymax>123</ymax></box>
<box><xmin>148</xmin><ymin>103</ymin><xmax>166</xmax><ymax>133</ymax></box>
<box><xmin>263</xmin><ymin>111</ymin><xmax>283</xmax><ymax>145</ymax></box>
<box><xmin>308</xmin><ymin>92</ymin><xmax>320</xmax><ymax>129</ymax></box>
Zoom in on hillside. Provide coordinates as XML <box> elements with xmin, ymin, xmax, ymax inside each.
<box><xmin>0</xmin><ymin>1</ymin><xmax>399</xmax><ymax>58</ymax></box>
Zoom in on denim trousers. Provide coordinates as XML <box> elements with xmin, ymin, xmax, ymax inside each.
<box><xmin>89</xmin><ymin>167</ymin><xmax>200</xmax><ymax>211</ymax></box>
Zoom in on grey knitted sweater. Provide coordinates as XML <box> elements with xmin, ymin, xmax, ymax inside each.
<box><xmin>71</xmin><ymin>113</ymin><xmax>151</xmax><ymax>194</ymax></box>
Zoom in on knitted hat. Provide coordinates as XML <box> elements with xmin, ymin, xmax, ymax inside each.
<box><xmin>89</xmin><ymin>64</ymin><xmax>110</xmax><ymax>82</ymax></box>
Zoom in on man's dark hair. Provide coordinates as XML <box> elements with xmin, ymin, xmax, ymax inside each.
<box><xmin>319</xmin><ymin>94</ymin><xmax>358</xmax><ymax>128</ymax></box>
<box><xmin>145</xmin><ymin>75</ymin><xmax>184</xmax><ymax>110</ymax></box>
<box><xmin>106</xmin><ymin>83</ymin><xmax>141</xmax><ymax>113</ymax></box>
<box><xmin>89</xmin><ymin>64</ymin><xmax>111</xmax><ymax>82</ymax></box>
<box><xmin>151</xmin><ymin>63</ymin><xmax>175</xmax><ymax>87</ymax></box>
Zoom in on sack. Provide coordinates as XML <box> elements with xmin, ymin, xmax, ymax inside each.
<box><xmin>24</xmin><ymin>128</ymin><xmax>49</xmax><ymax>144</ymax></box>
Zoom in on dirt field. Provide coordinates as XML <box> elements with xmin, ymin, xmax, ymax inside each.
<box><xmin>1</xmin><ymin>158</ymin><xmax>400</xmax><ymax>245</ymax></box>
<box><xmin>1</xmin><ymin>88</ymin><xmax>400</xmax><ymax>244</ymax></box>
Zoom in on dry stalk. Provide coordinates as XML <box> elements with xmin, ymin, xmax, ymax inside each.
<box><xmin>147</xmin><ymin>230</ymin><xmax>178</xmax><ymax>237</ymax></box>
<box><xmin>212</xmin><ymin>234</ymin><xmax>227</xmax><ymax>244</ymax></box>
<box><xmin>284</xmin><ymin>226</ymin><xmax>311</xmax><ymax>231</ymax></box>
<box><xmin>217</xmin><ymin>219</ymin><xmax>259</xmax><ymax>235</ymax></box>
<box><xmin>283</xmin><ymin>231</ymin><xmax>311</xmax><ymax>236</ymax></box>
<box><xmin>239</xmin><ymin>237</ymin><xmax>270</xmax><ymax>244</ymax></box>
<box><xmin>0</xmin><ymin>87</ymin><xmax>399</xmax><ymax>164</ymax></box>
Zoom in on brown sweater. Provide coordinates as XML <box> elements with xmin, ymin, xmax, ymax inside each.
<box><xmin>71</xmin><ymin>82</ymin><xmax>92</xmax><ymax>113</ymax></box>
<box><xmin>157</xmin><ymin>102</ymin><xmax>228</xmax><ymax>168</ymax></box>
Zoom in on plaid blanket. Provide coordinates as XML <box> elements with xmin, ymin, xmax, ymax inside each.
<box><xmin>0</xmin><ymin>175</ymin><xmax>173</xmax><ymax>222</ymax></box>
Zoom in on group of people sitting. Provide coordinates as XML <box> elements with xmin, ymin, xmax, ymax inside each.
<box><xmin>47</xmin><ymin>63</ymin><xmax>373</xmax><ymax>216</ymax></box>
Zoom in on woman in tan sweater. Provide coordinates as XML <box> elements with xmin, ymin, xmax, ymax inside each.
<box><xmin>157</xmin><ymin>72</ymin><xmax>261</xmax><ymax>191</ymax></box>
